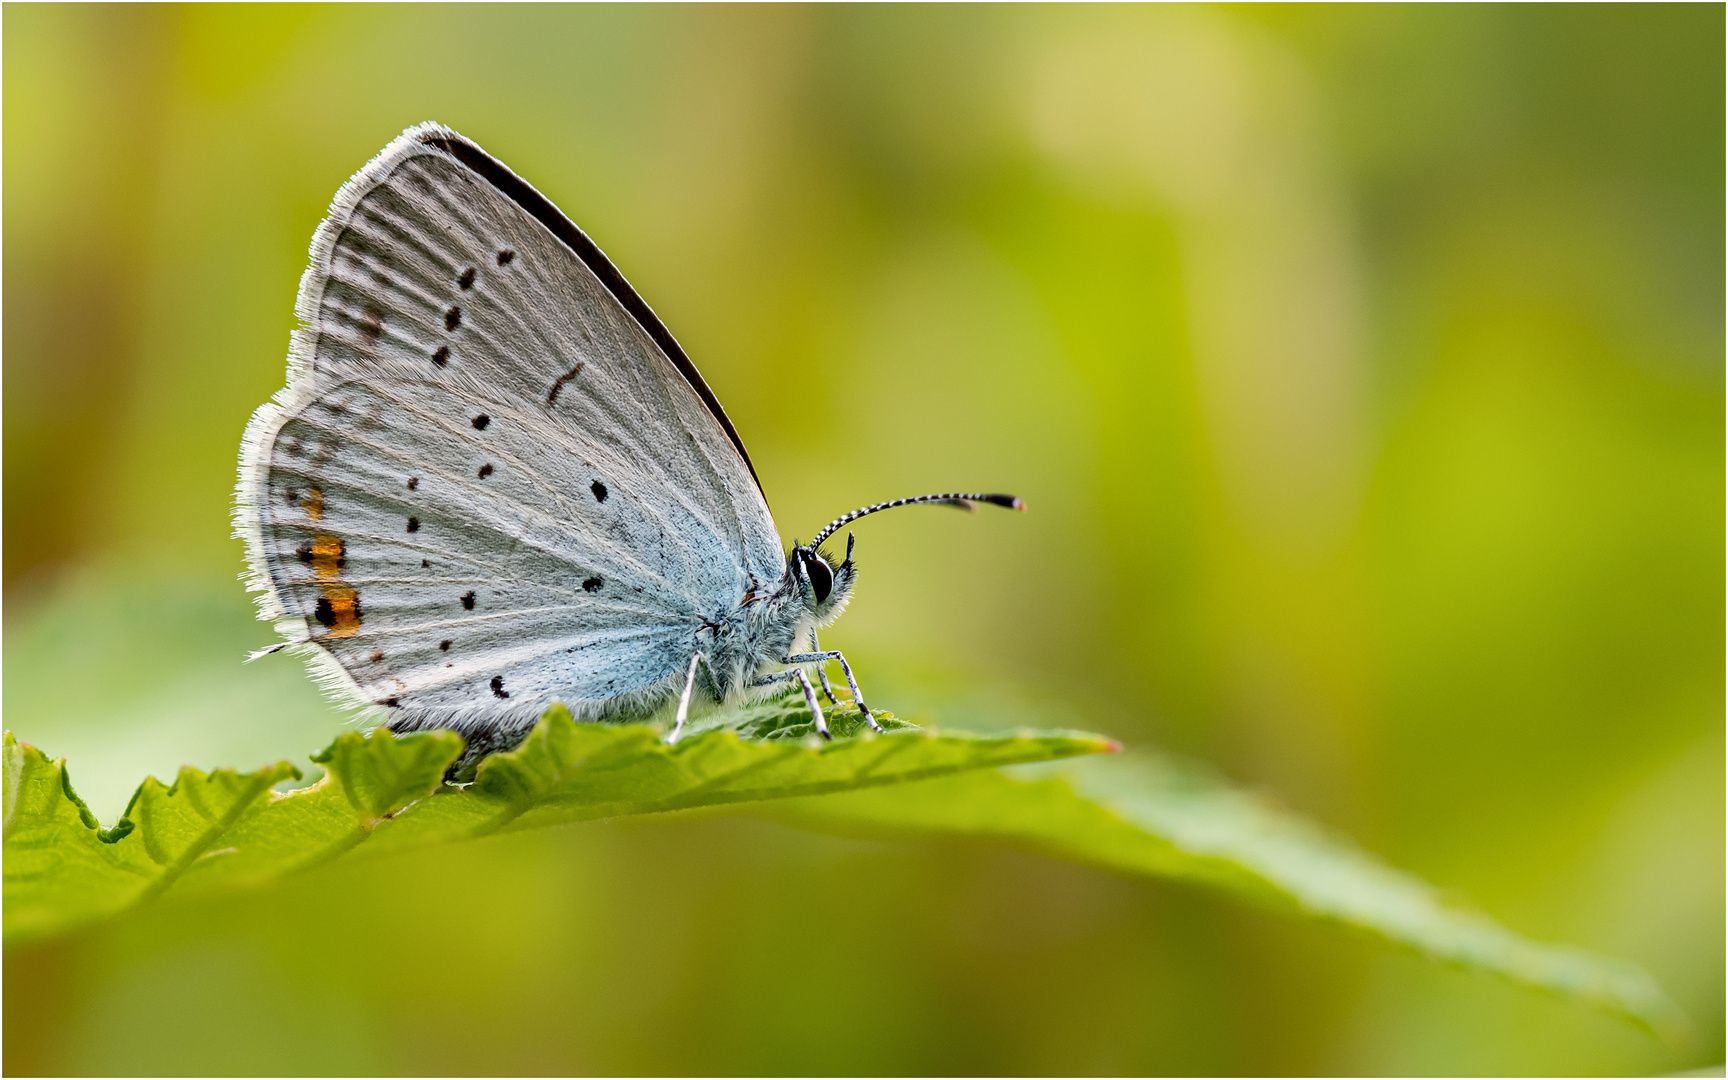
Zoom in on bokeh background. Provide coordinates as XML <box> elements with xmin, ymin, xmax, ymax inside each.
<box><xmin>5</xmin><ymin>4</ymin><xmax>1722</xmax><ymax>1075</ymax></box>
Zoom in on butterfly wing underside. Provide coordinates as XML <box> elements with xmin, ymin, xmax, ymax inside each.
<box><xmin>236</xmin><ymin>124</ymin><xmax>783</xmax><ymax>736</ymax></box>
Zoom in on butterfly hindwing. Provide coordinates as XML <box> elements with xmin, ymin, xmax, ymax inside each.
<box><xmin>238</xmin><ymin>125</ymin><xmax>783</xmax><ymax>731</ymax></box>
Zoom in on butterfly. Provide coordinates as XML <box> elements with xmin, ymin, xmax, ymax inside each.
<box><xmin>235</xmin><ymin>123</ymin><xmax>1022</xmax><ymax>763</ymax></box>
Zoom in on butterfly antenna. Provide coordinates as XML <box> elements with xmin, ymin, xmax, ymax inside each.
<box><xmin>808</xmin><ymin>492</ymin><xmax>1025</xmax><ymax>550</ymax></box>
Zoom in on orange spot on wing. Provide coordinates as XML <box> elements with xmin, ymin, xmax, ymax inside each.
<box><xmin>319</xmin><ymin>584</ymin><xmax>362</xmax><ymax>639</ymax></box>
<box><xmin>307</xmin><ymin>532</ymin><xmax>359</xmax><ymax>638</ymax></box>
<box><xmin>309</xmin><ymin>534</ymin><xmax>344</xmax><ymax>579</ymax></box>
<box><xmin>302</xmin><ymin>487</ymin><xmax>324</xmax><ymax>521</ymax></box>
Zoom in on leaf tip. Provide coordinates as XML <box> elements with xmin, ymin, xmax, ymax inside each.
<box><xmin>540</xmin><ymin>702</ymin><xmax>575</xmax><ymax>726</ymax></box>
<box><xmin>57</xmin><ymin>759</ymin><xmax>103</xmax><ymax>832</ymax></box>
<box><xmin>307</xmin><ymin>735</ymin><xmax>348</xmax><ymax>766</ymax></box>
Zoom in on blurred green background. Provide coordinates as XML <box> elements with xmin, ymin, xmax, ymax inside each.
<box><xmin>4</xmin><ymin>3</ymin><xmax>1721</xmax><ymax>1075</ymax></box>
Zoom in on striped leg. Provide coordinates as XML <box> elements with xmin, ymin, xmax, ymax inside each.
<box><xmin>808</xmin><ymin>627</ymin><xmax>840</xmax><ymax>706</ymax></box>
<box><xmin>750</xmin><ymin>666</ymin><xmax>831</xmax><ymax>740</ymax></box>
<box><xmin>781</xmin><ymin>650</ymin><xmax>881</xmax><ymax>733</ymax></box>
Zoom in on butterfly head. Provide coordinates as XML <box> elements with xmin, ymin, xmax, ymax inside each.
<box><xmin>785</xmin><ymin>492</ymin><xmax>1024</xmax><ymax>627</ymax></box>
<box><xmin>790</xmin><ymin>532</ymin><xmax>856</xmax><ymax>624</ymax></box>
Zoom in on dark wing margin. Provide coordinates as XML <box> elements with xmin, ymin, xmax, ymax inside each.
<box><xmin>416</xmin><ymin>130</ymin><xmax>766</xmax><ymax>498</ymax></box>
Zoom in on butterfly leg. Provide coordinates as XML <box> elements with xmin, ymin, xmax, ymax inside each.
<box><xmin>807</xmin><ymin>627</ymin><xmax>841</xmax><ymax>706</ymax></box>
<box><xmin>668</xmin><ymin>651</ymin><xmax>707</xmax><ymax>745</ymax></box>
<box><xmin>782</xmin><ymin>650</ymin><xmax>882</xmax><ymax>733</ymax></box>
<box><xmin>793</xmin><ymin>668</ymin><xmax>830</xmax><ymax>740</ymax></box>
<box><xmin>748</xmin><ymin>666</ymin><xmax>831</xmax><ymax>740</ymax></box>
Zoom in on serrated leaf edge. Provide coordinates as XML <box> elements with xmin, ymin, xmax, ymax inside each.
<box><xmin>124</xmin><ymin>762</ymin><xmax>301</xmax><ymax>908</ymax></box>
<box><xmin>2</xmin><ymin>714</ymin><xmax>1112</xmax><ymax>944</ymax></box>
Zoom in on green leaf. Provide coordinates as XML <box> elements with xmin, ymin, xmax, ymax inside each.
<box><xmin>766</xmin><ymin>749</ymin><xmax>1691</xmax><ymax>1043</ymax></box>
<box><xmin>122</xmin><ymin>760</ymin><xmax>304</xmax><ymax>901</ymax></box>
<box><xmin>2</xmin><ymin>701</ymin><xmax>1113</xmax><ymax>945</ymax></box>
<box><xmin>310</xmin><ymin>727</ymin><xmax>464</xmax><ymax>828</ymax></box>
<box><xmin>2</xmin><ymin>731</ymin><xmax>301</xmax><ymax>944</ymax></box>
<box><xmin>361</xmin><ymin>702</ymin><xmax>1110</xmax><ymax>854</ymax></box>
<box><xmin>5</xmin><ymin>696</ymin><xmax>1684</xmax><ymax>1044</ymax></box>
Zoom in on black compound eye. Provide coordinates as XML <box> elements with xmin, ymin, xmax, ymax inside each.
<box><xmin>803</xmin><ymin>552</ymin><xmax>834</xmax><ymax>603</ymax></box>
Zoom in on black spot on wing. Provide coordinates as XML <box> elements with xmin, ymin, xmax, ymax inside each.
<box><xmin>440</xmin><ymin>640</ymin><xmax>452</xmax><ymax>651</ymax></box>
<box><xmin>583</xmin><ymin>577</ymin><xmax>602</xmax><ymax>593</ymax></box>
<box><xmin>432</xmin><ymin>345</ymin><xmax>450</xmax><ymax>367</ymax></box>
<box><xmin>496</xmin><ymin>248</ymin><xmax>515</xmax><ymax>266</ymax></box>
<box><xmin>457</xmin><ymin>266</ymin><xmax>476</xmax><ymax>290</ymax></box>
<box><xmin>546</xmin><ymin>361</ymin><xmax>585</xmax><ymax>406</ymax></box>
<box><xmin>461</xmin><ymin>591</ymin><xmax>476</xmax><ymax>610</ymax></box>
<box><xmin>416</xmin><ymin>131</ymin><xmax>766</xmax><ymax>498</ymax></box>
<box><xmin>478</xmin><ymin>463</ymin><xmax>493</xmax><ymax>479</ymax></box>
<box><xmin>406</xmin><ymin>477</ymin><xmax>419</xmax><ymax>491</ymax></box>
<box><xmin>406</xmin><ymin>516</ymin><xmax>420</xmax><ymax>533</ymax></box>
<box><xmin>590</xmin><ymin>480</ymin><xmax>608</xmax><ymax>503</ymax></box>
<box><xmin>445</xmin><ymin>305</ymin><xmax>462</xmax><ymax>331</ymax></box>
<box><xmin>490</xmin><ymin>675</ymin><xmax>509</xmax><ymax>699</ymax></box>
<box><xmin>314</xmin><ymin>597</ymin><xmax>336</xmax><ymax>627</ymax></box>
<box><xmin>472</xmin><ymin>413</ymin><xmax>491</xmax><ymax>430</ymax></box>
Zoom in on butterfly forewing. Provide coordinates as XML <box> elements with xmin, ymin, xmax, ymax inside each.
<box><xmin>242</xmin><ymin>126</ymin><xmax>782</xmax><ymax>727</ymax></box>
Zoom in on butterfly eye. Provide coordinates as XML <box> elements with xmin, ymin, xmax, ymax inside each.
<box><xmin>802</xmin><ymin>552</ymin><xmax>833</xmax><ymax>603</ymax></box>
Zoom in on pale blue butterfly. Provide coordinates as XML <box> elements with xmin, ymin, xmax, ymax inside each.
<box><xmin>235</xmin><ymin>123</ymin><xmax>1022</xmax><ymax>766</ymax></box>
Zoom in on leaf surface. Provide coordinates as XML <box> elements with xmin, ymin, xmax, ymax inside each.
<box><xmin>3</xmin><ymin>702</ymin><xmax>1685</xmax><ymax>1044</ymax></box>
<box><xmin>767</xmin><ymin>750</ymin><xmax>1690</xmax><ymax>1043</ymax></box>
<box><xmin>2</xmin><ymin>731</ymin><xmax>302</xmax><ymax>942</ymax></box>
<box><xmin>2</xmin><ymin>702</ymin><xmax>1113</xmax><ymax>944</ymax></box>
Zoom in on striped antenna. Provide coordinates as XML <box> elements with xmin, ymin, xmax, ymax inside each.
<box><xmin>808</xmin><ymin>492</ymin><xmax>1025</xmax><ymax>551</ymax></box>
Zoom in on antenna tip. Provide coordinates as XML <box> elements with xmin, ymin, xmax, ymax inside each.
<box><xmin>1012</xmin><ymin>497</ymin><xmax>1026</xmax><ymax>512</ymax></box>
